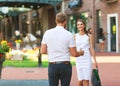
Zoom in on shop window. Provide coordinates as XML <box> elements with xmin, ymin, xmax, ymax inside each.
<box><xmin>68</xmin><ymin>15</ymin><xmax>77</xmax><ymax>34</ymax></box>
<box><xmin>96</xmin><ymin>10</ymin><xmax>101</xmax><ymax>43</ymax></box>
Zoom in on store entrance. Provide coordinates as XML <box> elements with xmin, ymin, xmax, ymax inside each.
<box><xmin>107</xmin><ymin>14</ymin><xmax>118</xmax><ymax>52</ymax></box>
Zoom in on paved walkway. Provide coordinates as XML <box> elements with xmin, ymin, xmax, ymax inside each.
<box><xmin>0</xmin><ymin>80</ymin><xmax>48</xmax><ymax>86</ymax></box>
<box><xmin>1</xmin><ymin>52</ymin><xmax>120</xmax><ymax>86</ymax></box>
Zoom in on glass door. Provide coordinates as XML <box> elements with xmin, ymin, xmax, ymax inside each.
<box><xmin>110</xmin><ymin>17</ymin><xmax>116</xmax><ymax>51</ymax></box>
<box><xmin>107</xmin><ymin>14</ymin><xmax>118</xmax><ymax>52</ymax></box>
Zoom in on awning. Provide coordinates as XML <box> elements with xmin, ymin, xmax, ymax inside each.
<box><xmin>0</xmin><ymin>0</ymin><xmax>62</xmax><ymax>9</ymax></box>
<box><xmin>0</xmin><ymin>0</ymin><xmax>62</xmax><ymax>16</ymax></box>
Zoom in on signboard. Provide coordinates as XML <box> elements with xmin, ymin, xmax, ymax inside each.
<box><xmin>68</xmin><ymin>0</ymin><xmax>82</xmax><ymax>8</ymax></box>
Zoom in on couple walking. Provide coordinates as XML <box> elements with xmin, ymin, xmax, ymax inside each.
<box><xmin>40</xmin><ymin>12</ymin><xmax>98</xmax><ymax>86</ymax></box>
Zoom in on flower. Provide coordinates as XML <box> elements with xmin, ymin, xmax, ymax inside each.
<box><xmin>15</xmin><ymin>40</ymin><xmax>22</xmax><ymax>43</ymax></box>
<box><xmin>0</xmin><ymin>40</ymin><xmax>10</xmax><ymax>56</ymax></box>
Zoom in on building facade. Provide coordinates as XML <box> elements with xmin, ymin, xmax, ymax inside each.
<box><xmin>19</xmin><ymin>5</ymin><xmax>60</xmax><ymax>41</ymax></box>
<box><xmin>0</xmin><ymin>0</ymin><xmax>119</xmax><ymax>53</ymax></box>
<box><xmin>0</xmin><ymin>0</ymin><xmax>62</xmax><ymax>45</ymax></box>
<box><xmin>0</xmin><ymin>3</ymin><xmax>61</xmax><ymax>43</ymax></box>
<box><xmin>62</xmin><ymin>0</ymin><xmax>119</xmax><ymax>53</ymax></box>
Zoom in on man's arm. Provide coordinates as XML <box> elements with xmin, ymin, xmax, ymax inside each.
<box><xmin>69</xmin><ymin>47</ymin><xmax>84</xmax><ymax>57</ymax></box>
<box><xmin>40</xmin><ymin>44</ymin><xmax>47</xmax><ymax>54</ymax></box>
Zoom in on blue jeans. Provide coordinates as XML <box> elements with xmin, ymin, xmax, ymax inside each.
<box><xmin>48</xmin><ymin>63</ymin><xmax>72</xmax><ymax>86</ymax></box>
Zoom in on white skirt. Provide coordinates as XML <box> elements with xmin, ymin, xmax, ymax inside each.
<box><xmin>76</xmin><ymin>57</ymin><xmax>92</xmax><ymax>80</ymax></box>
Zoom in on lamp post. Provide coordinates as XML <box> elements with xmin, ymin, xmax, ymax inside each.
<box><xmin>1</xmin><ymin>7</ymin><xmax>9</xmax><ymax>40</ymax></box>
<box><xmin>35</xmin><ymin>9</ymin><xmax>42</xmax><ymax>67</ymax></box>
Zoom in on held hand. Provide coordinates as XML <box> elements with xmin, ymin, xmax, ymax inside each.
<box><xmin>94</xmin><ymin>62</ymin><xmax>98</xmax><ymax>69</ymax></box>
<box><xmin>79</xmin><ymin>49</ymin><xmax>84</xmax><ymax>56</ymax></box>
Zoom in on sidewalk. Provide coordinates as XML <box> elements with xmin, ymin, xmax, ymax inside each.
<box><xmin>0</xmin><ymin>80</ymin><xmax>49</xmax><ymax>86</ymax></box>
<box><xmin>1</xmin><ymin>52</ymin><xmax>120</xmax><ymax>86</ymax></box>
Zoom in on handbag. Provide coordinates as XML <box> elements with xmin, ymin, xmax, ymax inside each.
<box><xmin>91</xmin><ymin>69</ymin><xmax>101</xmax><ymax>86</ymax></box>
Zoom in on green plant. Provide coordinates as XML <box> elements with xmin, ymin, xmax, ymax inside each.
<box><xmin>23</xmin><ymin>55</ymin><xmax>29</xmax><ymax>60</ymax></box>
<box><xmin>0</xmin><ymin>40</ymin><xmax>10</xmax><ymax>54</ymax></box>
<box><xmin>3</xmin><ymin>59</ymin><xmax>38</xmax><ymax>67</ymax></box>
<box><xmin>0</xmin><ymin>46</ymin><xmax>5</xmax><ymax>54</ymax></box>
<box><xmin>0</xmin><ymin>40</ymin><xmax>10</xmax><ymax>61</ymax></box>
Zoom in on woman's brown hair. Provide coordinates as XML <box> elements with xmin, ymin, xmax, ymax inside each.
<box><xmin>77</xmin><ymin>19</ymin><xmax>87</xmax><ymax>34</ymax></box>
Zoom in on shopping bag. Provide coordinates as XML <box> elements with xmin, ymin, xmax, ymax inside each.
<box><xmin>91</xmin><ymin>69</ymin><xmax>101</xmax><ymax>86</ymax></box>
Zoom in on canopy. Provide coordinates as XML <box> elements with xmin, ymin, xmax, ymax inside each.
<box><xmin>0</xmin><ymin>0</ymin><xmax>62</xmax><ymax>16</ymax></box>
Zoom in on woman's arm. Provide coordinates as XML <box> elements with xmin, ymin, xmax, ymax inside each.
<box><xmin>89</xmin><ymin>35</ymin><xmax>98</xmax><ymax>68</ymax></box>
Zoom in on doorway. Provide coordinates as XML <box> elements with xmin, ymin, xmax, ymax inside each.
<box><xmin>107</xmin><ymin>14</ymin><xmax>118</xmax><ymax>52</ymax></box>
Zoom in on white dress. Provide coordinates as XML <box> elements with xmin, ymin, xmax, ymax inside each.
<box><xmin>75</xmin><ymin>33</ymin><xmax>92</xmax><ymax>80</ymax></box>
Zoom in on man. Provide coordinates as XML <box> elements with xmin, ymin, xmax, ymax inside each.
<box><xmin>40</xmin><ymin>12</ymin><xmax>84</xmax><ymax>86</ymax></box>
<box><xmin>22</xmin><ymin>32</ymin><xmax>37</xmax><ymax>50</ymax></box>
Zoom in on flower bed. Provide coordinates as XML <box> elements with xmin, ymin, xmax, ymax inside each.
<box><xmin>6</xmin><ymin>48</ymin><xmax>39</xmax><ymax>61</ymax></box>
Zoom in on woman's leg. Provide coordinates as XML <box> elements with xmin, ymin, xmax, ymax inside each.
<box><xmin>100</xmin><ymin>42</ymin><xmax>104</xmax><ymax>52</ymax></box>
<box><xmin>83</xmin><ymin>80</ymin><xmax>89</xmax><ymax>86</ymax></box>
<box><xmin>78</xmin><ymin>80</ymin><xmax>83</xmax><ymax>86</ymax></box>
<box><xmin>101</xmin><ymin>42</ymin><xmax>105</xmax><ymax>52</ymax></box>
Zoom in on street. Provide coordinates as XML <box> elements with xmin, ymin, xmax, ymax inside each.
<box><xmin>1</xmin><ymin>53</ymin><xmax>120</xmax><ymax>86</ymax></box>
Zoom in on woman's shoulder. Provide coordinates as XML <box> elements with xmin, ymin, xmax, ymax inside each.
<box><xmin>85</xmin><ymin>34</ymin><xmax>92</xmax><ymax>40</ymax></box>
<box><xmin>87</xmin><ymin>33</ymin><xmax>92</xmax><ymax>37</ymax></box>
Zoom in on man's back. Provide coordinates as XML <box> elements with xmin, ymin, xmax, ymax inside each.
<box><xmin>41</xmin><ymin>26</ymin><xmax>75</xmax><ymax>62</ymax></box>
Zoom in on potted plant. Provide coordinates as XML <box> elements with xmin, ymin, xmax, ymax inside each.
<box><xmin>0</xmin><ymin>40</ymin><xmax>10</xmax><ymax>62</ymax></box>
<box><xmin>0</xmin><ymin>40</ymin><xmax>10</xmax><ymax>79</ymax></box>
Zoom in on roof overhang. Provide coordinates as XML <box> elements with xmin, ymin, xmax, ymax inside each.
<box><xmin>0</xmin><ymin>0</ymin><xmax>62</xmax><ymax>16</ymax></box>
<box><xmin>0</xmin><ymin>0</ymin><xmax>62</xmax><ymax>9</ymax></box>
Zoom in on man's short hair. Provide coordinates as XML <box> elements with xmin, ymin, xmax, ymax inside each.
<box><xmin>56</xmin><ymin>12</ymin><xmax>67</xmax><ymax>24</ymax></box>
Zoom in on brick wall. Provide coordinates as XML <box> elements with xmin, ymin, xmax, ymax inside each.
<box><xmin>64</xmin><ymin>0</ymin><xmax>120</xmax><ymax>52</ymax></box>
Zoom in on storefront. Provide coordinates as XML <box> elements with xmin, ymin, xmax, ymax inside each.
<box><xmin>63</xmin><ymin>0</ymin><xmax>120</xmax><ymax>53</ymax></box>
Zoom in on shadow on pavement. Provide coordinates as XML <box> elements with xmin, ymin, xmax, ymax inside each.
<box><xmin>0</xmin><ymin>80</ymin><xmax>49</xmax><ymax>86</ymax></box>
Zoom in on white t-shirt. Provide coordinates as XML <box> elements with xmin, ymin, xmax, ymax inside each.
<box><xmin>41</xmin><ymin>26</ymin><xmax>75</xmax><ymax>62</ymax></box>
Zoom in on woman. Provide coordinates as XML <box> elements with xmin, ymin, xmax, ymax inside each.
<box><xmin>75</xmin><ymin>19</ymin><xmax>98</xmax><ymax>86</ymax></box>
<box><xmin>98</xmin><ymin>28</ymin><xmax>106</xmax><ymax>52</ymax></box>
<box><xmin>87</xmin><ymin>28</ymin><xmax>92</xmax><ymax>36</ymax></box>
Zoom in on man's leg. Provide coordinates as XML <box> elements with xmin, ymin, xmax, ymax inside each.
<box><xmin>60</xmin><ymin>63</ymin><xmax>72</xmax><ymax>86</ymax></box>
<box><xmin>48</xmin><ymin>64</ymin><xmax>60</xmax><ymax>86</ymax></box>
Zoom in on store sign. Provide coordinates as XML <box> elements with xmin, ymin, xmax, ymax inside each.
<box><xmin>68</xmin><ymin>0</ymin><xmax>82</xmax><ymax>8</ymax></box>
